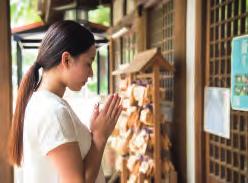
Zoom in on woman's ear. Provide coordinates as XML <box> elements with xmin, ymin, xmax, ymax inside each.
<box><xmin>61</xmin><ymin>51</ymin><xmax>71</xmax><ymax>69</ymax></box>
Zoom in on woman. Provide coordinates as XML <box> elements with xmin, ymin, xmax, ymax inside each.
<box><xmin>8</xmin><ymin>20</ymin><xmax>122</xmax><ymax>183</ymax></box>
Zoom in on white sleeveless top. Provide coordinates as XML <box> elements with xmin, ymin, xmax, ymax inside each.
<box><xmin>22</xmin><ymin>90</ymin><xmax>105</xmax><ymax>183</ymax></box>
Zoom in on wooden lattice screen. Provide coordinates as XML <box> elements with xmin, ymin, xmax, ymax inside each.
<box><xmin>113</xmin><ymin>32</ymin><xmax>136</xmax><ymax>92</ymax></box>
<box><xmin>148</xmin><ymin>0</ymin><xmax>174</xmax><ymax>102</ymax></box>
<box><xmin>147</xmin><ymin>0</ymin><xmax>176</xmax><ymax>178</ymax></box>
<box><xmin>206</xmin><ymin>1</ymin><xmax>248</xmax><ymax>183</ymax></box>
<box><xmin>122</xmin><ymin>32</ymin><xmax>136</xmax><ymax>64</ymax></box>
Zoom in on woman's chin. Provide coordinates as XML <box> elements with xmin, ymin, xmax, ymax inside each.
<box><xmin>68</xmin><ymin>85</ymin><xmax>82</xmax><ymax>92</ymax></box>
<box><xmin>69</xmin><ymin>81</ymin><xmax>87</xmax><ymax>91</ymax></box>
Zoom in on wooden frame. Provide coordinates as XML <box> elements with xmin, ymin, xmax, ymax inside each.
<box><xmin>204</xmin><ymin>1</ymin><xmax>248</xmax><ymax>183</ymax></box>
<box><xmin>112</xmin><ymin>48</ymin><xmax>176</xmax><ymax>183</ymax></box>
<box><xmin>0</xmin><ymin>0</ymin><xmax>13</xmax><ymax>182</ymax></box>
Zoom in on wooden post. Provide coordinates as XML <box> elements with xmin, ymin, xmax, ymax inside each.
<box><xmin>0</xmin><ymin>0</ymin><xmax>13</xmax><ymax>182</ymax></box>
<box><xmin>109</xmin><ymin>38</ymin><xmax>115</xmax><ymax>94</ymax></box>
<box><xmin>138</xmin><ymin>173</ymin><xmax>145</xmax><ymax>183</ymax></box>
<box><xmin>153</xmin><ymin>65</ymin><xmax>161</xmax><ymax>183</ymax></box>
<box><xmin>121</xmin><ymin>158</ymin><xmax>128</xmax><ymax>183</ymax></box>
<box><xmin>97</xmin><ymin>51</ymin><xmax>100</xmax><ymax>94</ymax></box>
<box><xmin>205</xmin><ymin>1</ymin><xmax>211</xmax><ymax>183</ymax></box>
<box><xmin>195</xmin><ymin>0</ymin><xmax>206</xmax><ymax>183</ymax></box>
<box><xmin>17</xmin><ymin>42</ymin><xmax>23</xmax><ymax>87</ymax></box>
<box><xmin>135</xmin><ymin>4</ymin><xmax>147</xmax><ymax>52</ymax></box>
<box><xmin>173</xmin><ymin>0</ymin><xmax>187</xmax><ymax>182</ymax></box>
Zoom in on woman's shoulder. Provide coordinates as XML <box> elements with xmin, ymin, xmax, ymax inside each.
<box><xmin>25</xmin><ymin>90</ymin><xmax>70</xmax><ymax>122</ymax></box>
<box><xmin>32</xmin><ymin>90</ymin><xmax>67</xmax><ymax>108</ymax></box>
<box><xmin>25</xmin><ymin>90</ymin><xmax>75</xmax><ymax>134</ymax></box>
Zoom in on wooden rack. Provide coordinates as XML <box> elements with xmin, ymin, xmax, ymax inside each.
<box><xmin>111</xmin><ymin>48</ymin><xmax>177</xmax><ymax>183</ymax></box>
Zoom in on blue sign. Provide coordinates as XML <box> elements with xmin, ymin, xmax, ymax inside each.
<box><xmin>231</xmin><ymin>35</ymin><xmax>248</xmax><ymax>111</ymax></box>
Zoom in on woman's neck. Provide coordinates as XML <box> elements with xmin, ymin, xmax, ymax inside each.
<box><xmin>38</xmin><ymin>70</ymin><xmax>66</xmax><ymax>98</ymax></box>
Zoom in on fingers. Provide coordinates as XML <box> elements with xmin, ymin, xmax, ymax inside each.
<box><xmin>102</xmin><ymin>94</ymin><xmax>114</xmax><ymax>114</ymax></box>
<box><xmin>113</xmin><ymin>105</ymin><xmax>123</xmax><ymax>123</ymax></box>
<box><xmin>106</xmin><ymin>94</ymin><xmax>121</xmax><ymax>117</ymax></box>
<box><xmin>91</xmin><ymin>103</ymin><xmax>99</xmax><ymax>122</ymax></box>
<box><xmin>109</xmin><ymin>96</ymin><xmax>121</xmax><ymax>118</ymax></box>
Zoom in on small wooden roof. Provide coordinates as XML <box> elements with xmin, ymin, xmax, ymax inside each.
<box><xmin>112</xmin><ymin>48</ymin><xmax>174</xmax><ymax>75</ymax></box>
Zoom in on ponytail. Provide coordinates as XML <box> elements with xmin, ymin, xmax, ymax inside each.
<box><xmin>8</xmin><ymin>62</ymin><xmax>41</xmax><ymax>166</ymax></box>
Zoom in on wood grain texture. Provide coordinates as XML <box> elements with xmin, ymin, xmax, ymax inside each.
<box><xmin>194</xmin><ymin>0</ymin><xmax>206</xmax><ymax>183</ymax></box>
<box><xmin>173</xmin><ymin>0</ymin><xmax>187</xmax><ymax>182</ymax></box>
<box><xmin>0</xmin><ymin>0</ymin><xmax>13</xmax><ymax>182</ymax></box>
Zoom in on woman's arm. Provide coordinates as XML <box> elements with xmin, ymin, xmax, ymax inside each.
<box><xmin>47</xmin><ymin>94</ymin><xmax>122</xmax><ymax>183</ymax></box>
<box><xmin>83</xmin><ymin>94</ymin><xmax>122</xmax><ymax>182</ymax></box>
<box><xmin>47</xmin><ymin>142</ymin><xmax>85</xmax><ymax>183</ymax></box>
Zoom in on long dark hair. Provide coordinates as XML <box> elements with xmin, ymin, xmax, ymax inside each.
<box><xmin>8</xmin><ymin>20</ymin><xmax>95</xmax><ymax>166</ymax></box>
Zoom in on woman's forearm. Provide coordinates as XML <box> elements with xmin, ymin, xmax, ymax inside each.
<box><xmin>83</xmin><ymin>133</ymin><xmax>107</xmax><ymax>183</ymax></box>
<box><xmin>84</xmin><ymin>94</ymin><xmax>122</xmax><ymax>182</ymax></box>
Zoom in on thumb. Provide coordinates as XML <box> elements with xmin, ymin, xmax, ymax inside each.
<box><xmin>91</xmin><ymin>103</ymin><xmax>99</xmax><ymax>121</ymax></box>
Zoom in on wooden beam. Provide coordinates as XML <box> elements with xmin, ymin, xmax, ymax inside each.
<box><xmin>11</xmin><ymin>21</ymin><xmax>45</xmax><ymax>34</ymax></box>
<box><xmin>17</xmin><ymin>42</ymin><xmax>22</xmax><ymax>86</ymax></box>
<box><xmin>153</xmin><ymin>65</ymin><xmax>161</xmax><ymax>183</ymax></box>
<box><xmin>195</xmin><ymin>0</ymin><xmax>206</xmax><ymax>183</ymax></box>
<box><xmin>135</xmin><ymin>4</ymin><xmax>147</xmax><ymax>52</ymax></box>
<box><xmin>0</xmin><ymin>0</ymin><xmax>13</xmax><ymax>182</ymax></box>
<box><xmin>173</xmin><ymin>0</ymin><xmax>187</xmax><ymax>182</ymax></box>
<box><xmin>121</xmin><ymin>158</ymin><xmax>128</xmax><ymax>183</ymax></box>
<box><xmin>107</xmin><ymin>11</ymin><xmax>135</xmax><ymax>35</ymax></box>
<box><xmin>205</xmin><ymin>1</ymin><xmax>211</xmax><ymax>183</ymax></box>
<box><xmin>138</xmin><ymin>0</ymin><xmax>159</xmax><ymax>8</ymax></box>
<box><xmin>109</xmin><ymin>38</ymin><xmax>115</xmax><ymax>93</ymax></box>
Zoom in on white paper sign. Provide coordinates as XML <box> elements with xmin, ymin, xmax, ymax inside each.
<box><xmin>204</xmin><ymin>87</ymin><xmax>230</xmax><ymax>138</ymax></box>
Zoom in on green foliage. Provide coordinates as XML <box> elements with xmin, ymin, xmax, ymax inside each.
<box><xmin>88</xmin><ymin>5</ymin><xmax>110</xmax><ymax>26</ymax></box>
<box><xmin>10</xmin><ymin>0</ymin><xmax>41</xmax><ymax>27</ymax></box>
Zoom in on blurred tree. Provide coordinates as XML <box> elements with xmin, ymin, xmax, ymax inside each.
<box><xmin>88</xmin><ymin>5</ymin><xmax>110</xmax><ymax>26</ymax></box>
<box><xmin>10</xmin><ymin>0</ymin><xmax>41</xmax><ymax>27</ymax></box>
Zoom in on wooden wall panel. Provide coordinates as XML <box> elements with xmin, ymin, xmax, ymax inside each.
<box><xmin>204</xmin><ymin>1</ymin><xmax>248</xmax><ymax>183</ymax></box>
<box><xmin>0</xmin><ymin>0</ymin><xmax>13</xmax><ymax>182</ymax></box>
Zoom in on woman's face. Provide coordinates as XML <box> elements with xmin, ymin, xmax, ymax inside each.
<box><xmin>65</xmin><ymin>45</ymin><xmax>96</xmax><ymax>91</ymax></box>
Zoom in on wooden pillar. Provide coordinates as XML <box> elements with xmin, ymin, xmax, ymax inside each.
<box><xmin>138</xmin><ymin>173</ymin><xmax>145</xmax><ymax>183</ymax></box>
<box><xmin>173</xmin><ymin>0</ymin><xmax>187</xmax><ymax>182</ymax></box>
<box><xmin>0</xmin><ymin>0</ymin><xmax>13</xmax><ymax>183</ymax></box>
<box><xmin>195</xmin><ymin>0</ymin><xmax>206</xmax><ymax>183</ymax></box>
<box><xmin>17</xmin><ymin>42</ymin><xmax>22</xmax><ymax>86</ymax></box>
<box><xmin>153</xmin><ymin>65</ymin><xmax>161</xmax><ymax>183</ymax></box>
<box><xmin>97</xmin><ymin>51</ymin><xmax>100</xmax><ymax>94</ymax></box>
<box><xmin>135</xmin><ymin>4</ymin><xmax>147</xmax><ymax>52</ymax></box>
<box><xmin>109</xmin><ymin>38</ymin><xmax>115</xmax><ymax>94</ymax></box>
<box><xmin>121</xmin><ymin>158</ymin><xmax>128</xmax><ymax>183</ymax></box>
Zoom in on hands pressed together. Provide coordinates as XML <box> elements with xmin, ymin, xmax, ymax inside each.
<box><xmin>90</xmin><ymin>94</ymin><xmax>122</xmax><ymax>145</ymax></box>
